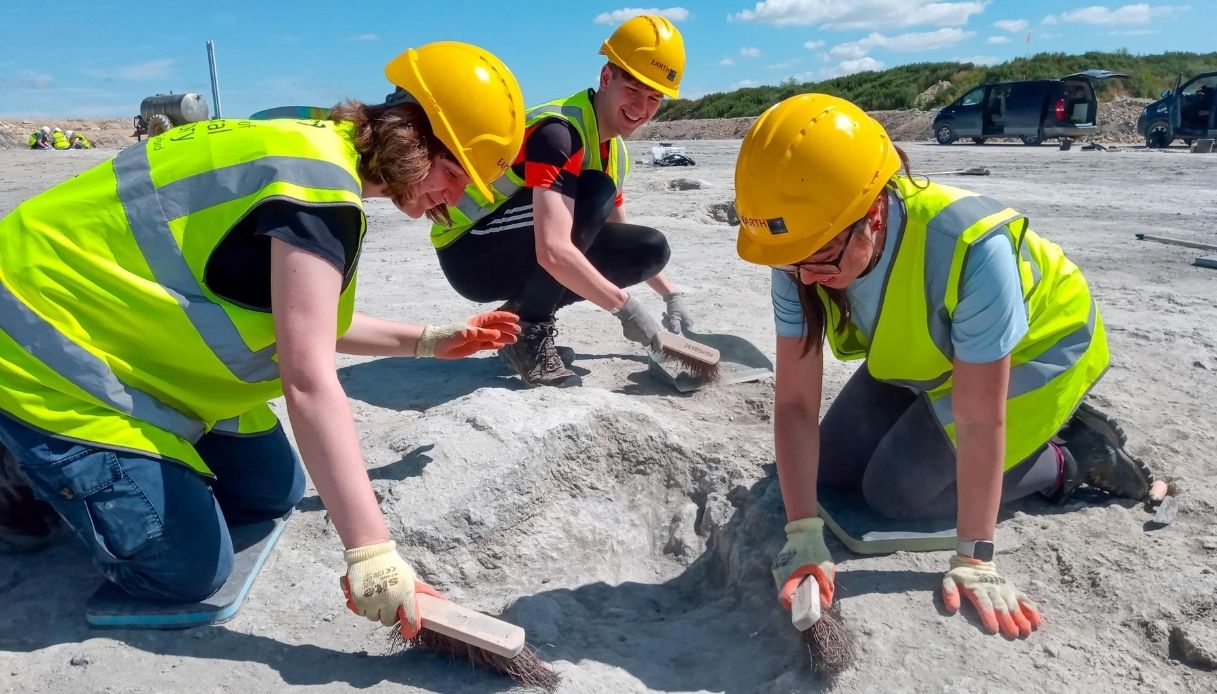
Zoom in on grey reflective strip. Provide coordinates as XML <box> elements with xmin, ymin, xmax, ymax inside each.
<box><xmin>0</xmin><ymin>281</ymin><xmax>206</xmax><ymax>442</ymax></box>
<box><xmin>610</xmin><ymin>138</ymin><xmax>627</xmax><ymax>190</ymax></box>
<box><xmin>156</xmin><ymin>156</ymin><xmax>360</xmax><ymax>220</ymax></box>
<box><xmin>932</xmin><ymin>300</ymin><xmax>1098</xmax><ymax>427</ymax></box>
<box><xmin>212</xmin><ymin>416</ymin><xmax>240</xmax><ymax>433</ymax></box>
<box><xmin>454</xmin><ymin>173</ymin><xmax>522</xmax><ymax>224</ymax></box>
<box><xmin>115</xmin><ymin>143</ymin><xmax>305</xmax><ymax>384</ymax></box>
<box><xmin>922</xmin><ymin>195</ymin><xmax>1023</xmax><ymax>359</ymax></box>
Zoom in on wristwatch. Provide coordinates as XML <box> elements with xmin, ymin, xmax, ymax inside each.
<box><xmin>957</xmin><ymin>539</ymin><xmax>995</xmax><ymax>562</ymax></box>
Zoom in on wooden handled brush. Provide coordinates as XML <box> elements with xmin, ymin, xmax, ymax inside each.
<box><xmin>789</xmin><ymin>577</ymin><xmax>855</xmax><ymax>677</ymax></box>
<box><xmin>656</xmin><ymin>331</ymin><xmax>721</xmax><ymax>381</ymax></box>
<box><xmin>389</xmin><ymin>594</ymin><xmax>560</xmax><ymax>690</ymax></box>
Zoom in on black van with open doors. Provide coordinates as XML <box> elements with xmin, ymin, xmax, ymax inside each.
<box><xmin>933</xmin><ymin>70</ymin><xmax>1128</xmax><ymax>146</ymax></box>
<box><xmin>1137</xmin><ymin>71</ymin><xmax>1217</xmax><ymax>148</ymax></box>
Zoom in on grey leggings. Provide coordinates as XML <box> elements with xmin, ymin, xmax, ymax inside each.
<box><xmin>819</xmin><ymin>363</ymin><xmax>1060</xmax><ymax>519</ymax></box>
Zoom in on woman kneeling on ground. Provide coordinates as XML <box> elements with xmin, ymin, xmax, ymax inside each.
<box><xmin>0</xmin><ymin>43</ymin><xmax>523</xmax><ymax>638</ymax></box>
<box><xmin>735</xmin><ymin>94</ymin><xmax>1154</xmax><ymax>639</ymax></box>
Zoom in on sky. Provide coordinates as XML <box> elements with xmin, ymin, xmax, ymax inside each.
<box><xmin>0</xmin><ymin>1</ymin><xmax>1208</xmax><ymax>119</ymax></box>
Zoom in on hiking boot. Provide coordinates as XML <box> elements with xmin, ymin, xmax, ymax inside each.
<box><xmin>498</xmin><ymin>319</ymin><xmax>580</xmax><ymax>387</ymax></box>
<box><xmin>0</xmin><ymin>445</ymin><xmax>61</xmax><ymax>553</ymax></box>
<box><xmin>1053</xmin><ymin>403</ymin><xmax>1154</xmax><ymax>502</ymax></box>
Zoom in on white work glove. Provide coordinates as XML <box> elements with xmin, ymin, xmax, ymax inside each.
<box><xmin>661</xmin><ymin>291</ymin><xmax>693</xmax><ymax>334</ymax></box>
<box><xmin>771</xmin><ymin>517</ymin><xmax>836</xmax><ymax>610</ymax></box>
<box><xmin>414</xmin><ymin>310</ymin><xmax>520</xmax><ymax>358</ymax></box>
<box><xmin>340</xmin><ymin>540</ymin><xmax>430</xmax><ymax>635</ymax></box>
<box><xmin>612</xmin><ymin>293</ymin><xmax>662</xmax><ymax>351</ymax></box>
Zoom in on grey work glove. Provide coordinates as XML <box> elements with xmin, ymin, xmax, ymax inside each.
<box><xmin>613</xmin><ymin>293</ymin><xmax>662</xmax><ymax>352</ymax></box>
<box><xmin>661</xmin><ymin>291</ymin><xmax>693</xmax><ymax>334</ymax></box>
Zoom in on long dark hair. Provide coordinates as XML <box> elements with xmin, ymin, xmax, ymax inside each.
<box><xmin>794</xmin><ymin>146</ymin><xmax>925</xmax><ymax>356</ymax></box>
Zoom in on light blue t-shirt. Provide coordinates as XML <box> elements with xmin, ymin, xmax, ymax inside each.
<box><xmin>771</xmin><ymin>191</ymin><xmax>1029</xmax><ymax>364</ymax></box>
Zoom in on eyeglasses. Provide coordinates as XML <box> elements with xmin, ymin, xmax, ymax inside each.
<box><xmin>771</xmin><ymin>221</ymin><xmax>861</xmax><ymax>277</ymax></box>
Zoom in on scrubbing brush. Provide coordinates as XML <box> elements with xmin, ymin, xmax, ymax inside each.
<box><xmin>387</xmin><ymin>593</ymin><xmax>560</xmax><ymax>691</ymax></box>
<box><xmin>791</xmin><ymin>577</ymin><xmax>856</xmax><ymax>678</ymax></box>
<box><xmin>655</xmin><ymin>331</ymin><xmax>721</xmax><ymax>381</ymax></box>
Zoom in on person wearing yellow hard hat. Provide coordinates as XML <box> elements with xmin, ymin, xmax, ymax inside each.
<box><xmin>428</xmin><ymin>14</ymin><xmax>691</xmax><ymax>386</ymax></box>
<box><xmin>735</xmin><ymin>94</ymin><xmax>1154</xmax><ymax>640</ymax></box>
<box><xmin>0</xmin><ymin>42</ymin><xmax>524</xmax><ymax>638</ymax></box>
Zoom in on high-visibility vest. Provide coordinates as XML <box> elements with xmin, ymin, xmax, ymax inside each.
<box><xmin>430</xmin><ymin>89</ymin><xmax>630</xmax><ymax>249</ymax></box>
<box><xmin>27</xmin><ymin>132</ymin><xmax>45</xmax><ymax>148</ymax></box>
<box><xmin>820</xmin><ymin>176</ymin><xmax>1108</xmax><ymax>469</ymax></box>
<box><xmin>73</xmin><ymin>135</ymin><xmax>93</xmax><ymax>149</ymax></box>
<box><xmin>0</xmin><ymin>119</ymin><xmax>365</xmax><ymax>475</ymax></box>
<box><xmin>51</xmin><ymin>131</ymin><xmax>70</xmax><ymax>149</ymax></box>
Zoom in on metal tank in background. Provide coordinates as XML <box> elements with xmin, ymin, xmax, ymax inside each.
<box><xmin>132</xmin><ymin>93</ymin><xmax>210</xmax><ymax>141</ymax></box>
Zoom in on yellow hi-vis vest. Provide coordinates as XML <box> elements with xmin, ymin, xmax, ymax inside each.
<box><xmin>51</xmin><ymin>130</ymin><xmax>70</xmax><ymax>149</ymax></box>
<box><xmin>429</xmin><ymin>89</ymin><xmax>630</xmax><ymax>249</ymax></box>
<box><xmin>821</xmin><ymin>176</ymin><xmax>1109</xmax><ymax>470</ymax></box>
<box><xmin>0</xmin><ymin>118</ymin><xmax>365</xmax><ymax>475</ymax></box>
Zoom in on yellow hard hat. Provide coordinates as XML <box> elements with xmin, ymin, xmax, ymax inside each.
<box><xmin>600</xmin><ymin>14</ymin><xmax>685</xmax><ymax>98</ymax></box>
<box><xmin>735</xmin><ymin>94</ymin><xmax>900</xmax><ymax>266</ymax></box>
<box><xmin>385</xmin><ymin>41</ymin><xmax>525</xmax><ymax>201</ymax></box>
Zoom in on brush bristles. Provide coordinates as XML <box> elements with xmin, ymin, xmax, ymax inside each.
<box><xmin>389</xmin><ymin>628</ymin><xmax>561</xmax><ymax>691</ymax></box>
<box><xmin>660</xmin><ymin>347</ymin><xmax>720</xmax><ymax>381</ymax></box>
<box><xmin>802</xmin><ymin>607</ymin><xmax>855</xmax><ymax>678</ymax></box>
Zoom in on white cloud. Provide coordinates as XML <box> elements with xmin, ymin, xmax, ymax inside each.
<box><xmin>1043</xmin><ymin>4</ymin><xmax>1186</xmax><ymax>26</ymax></box>
<box><xmin>595</xmin><ymin>6</ymin><xmax>690</xmax><ymax>23</ymax></box>
<box><xmin>993</xmin><ymin>18</ymin><xmax>1028</xmax><ymax>32</ymax></box>
<box><xmin>348</xmin><ymin>33</ymin><xmax>379</xmax><ymax>41</ymax></box>
<box><xmin>731</xmin><ymin>79</ymin><xmax>761</xmax><ymax>88</ymax></box>
<box><xmin>822</xmin><ymin>56</ymin><xmax>884</xmax><ymax>78</ymax></box>
<box><xmin>740</xmin><ymin>46</ymin><xmax>762</xmax><ymax>57</ymax></box>
<box><xmin>986</xmin><ymin>35</ymin><xmax>1010</xmax><ymax>44</ymax></box>
<box><xmin>804</xmin><ymin>39</ymin><xmax>825</xmax><ymax>49</ymax></box>
<box><xmin>82</xmin><ymin>59</ymin><xmax>176</xmax><ymax>82</ymax></box>
<box><xmin>953</xmin><ymin>54</ymin><xmax>1000</xmax><ymax>66</ymax></box>
<box><xmin>731</xmin><ymin>0</ymin><xmax>987</xmax><ymax>30</ymax></box>
<box><xmin>1109</xmin><ymin>29</ymin><xmax>1157</xmax><ymax>35</ymax></box>
<box><xmin>826</xmin><ymin>28</ymin><xmax>972</xmax><ymax>59</ymax></box>
<box><xmin>719</xmin><ymin>57</ymin><xmax>736</xmax><ymax>66</ymax></box>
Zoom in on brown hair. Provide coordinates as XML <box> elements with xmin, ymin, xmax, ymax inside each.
<box><xmin>329</xmin><ymin>99</ymin><xmax>454</xmax><ymax>225</ymax></box>
<box><xmin>794</xmin><ymin>145</ymin><xmax>925</xmax><ymax>356</ymax></box>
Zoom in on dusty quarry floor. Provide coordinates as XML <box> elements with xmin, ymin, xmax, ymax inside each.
<box><xmin>1</xmin><ymin>140</ymin><xmax>1215</xmax><ymax>693</ymax></box>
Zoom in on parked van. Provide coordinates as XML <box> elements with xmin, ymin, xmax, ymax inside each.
<box><xmin>1137</xmin><ymin>71</ymin><xmax>1217</xmax><ymax>148</ymax></box>
<box><xmin>933</xmin><ymin>70</ymin><xmax>1128</xmax><ymax>146</ymax></box>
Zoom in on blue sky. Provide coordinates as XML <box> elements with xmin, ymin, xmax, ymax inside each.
<box><xmin>0</xmin><ymin>1</ymin><xmax>1207</xmax><ymax>118</ymax></box>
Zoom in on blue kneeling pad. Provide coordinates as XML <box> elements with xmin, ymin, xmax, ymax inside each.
<box><xmin>817</xmin><ymin>486</ymin><xmax>956</xmax><ymax>555</ymax></box>
<box><xmin>85</xmin><ymin>514</ymin><xmax>289</xmax><ymax>629</ymax></box>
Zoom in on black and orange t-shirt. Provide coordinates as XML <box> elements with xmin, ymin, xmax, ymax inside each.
<box><xmin>510</xmin><ymin>91</ymin><xmax>624</xmax><ymax>207</ymax></box>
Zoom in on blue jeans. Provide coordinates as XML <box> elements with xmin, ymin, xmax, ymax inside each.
<box><xmin>0</xmin><ymin>412</ymin><xmax>304</xmax><ymax>602</ymax></box>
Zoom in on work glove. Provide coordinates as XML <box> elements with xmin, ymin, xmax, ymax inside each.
<box><xmin>941</xmin><ymin>555</ymin><xmax>1043</xmax><ymax>638</ymax></box>
<box><xmin>613</xmin><ymin>294</ymin><xmax>662</xmax><ymax>352</ymax></box>
<box><xmin>340</xmin><ymin>540</ymin><xmax>444</xmax><ymax>638</ymax></box>
<box><xmin>415</xmin><ymin>310</ymin><xmax>520</xmax><ymax>359</ymax></box>
<box><xmin>771</xmin><ymin>517</ymin><xmax>836</xmax><ymax>610</ymax></box>
<box><xmin>660</xmin><ymin>291</ymin><xmax>693</xmax><ymax>335</ymax></box>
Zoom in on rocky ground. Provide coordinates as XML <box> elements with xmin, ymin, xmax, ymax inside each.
<box><xmin>1</xmin><ymin>124</ymin><xmax>1215</xmax><ymax>693</ymax></box>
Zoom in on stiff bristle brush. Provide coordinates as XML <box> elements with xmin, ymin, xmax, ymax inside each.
<box><xmin>655</xmin><ymin>331</ymin><xmax>721</xmax><ymax>381</ymax></box>
<box><xmin>790</xmin><ymin>577</ymin><xmax>856</xmax><ymax>678</ymax></box>
<box><xmin>387</xmin><ymin>593</ymin><xmax>560</xmax><ymax>691</ymax></box>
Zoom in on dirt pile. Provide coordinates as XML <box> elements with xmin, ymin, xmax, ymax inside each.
<box><xmin>0</xmin><ymin>118</ymin><xmax>139</xmax><ymax>150</ymax></box>
<box><xmin>634</xmin><ymin>98</ymin><xmax>1155</xmax><ymax>145</ymax></box>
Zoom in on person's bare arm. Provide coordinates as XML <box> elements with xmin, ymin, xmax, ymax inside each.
<box><xmin>271</xmin><ymin>239</ymin><xmax>388</xmax><ymax>550</ymax></box>
<box><xmin>336</xmin><ymin>313</ymin><xmax>425</xmax><ymax>357</ymax></box>
<box><xmin>951</xmin><ymin>355</ymin><xmax>1010</xmax><ymax>543</ymax></box>
<box><xmin>774</xmin><ymin>336</ymin><xmax>826</xmax><ymax>521</ymax></box>
<box><xmin>533</xmin><ymin>186</ymin><xmax>628</xmax><ymax>310</ymax></box>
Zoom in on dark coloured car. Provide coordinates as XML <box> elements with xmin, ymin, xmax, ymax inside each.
<box><xmin>1138</xmin><ymin>71</ymin><xmax>1217</xmax><ymax>148</ymax></box>
<box><xmin>933</xmin><ymin>70</ymin><xmax>1129</xmax><ymax>146</ymax></box>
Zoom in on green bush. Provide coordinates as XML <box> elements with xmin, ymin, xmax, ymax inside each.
<box><xmin>656</xmin><ymin>51</ymin><xmax>1217</xmax><ymax>120</ymax></box>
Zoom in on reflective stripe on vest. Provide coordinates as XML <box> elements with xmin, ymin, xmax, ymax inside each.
<box><xmin>431</xmin><ymin>90</ymin><xmax>629</xmax><ymax>249</ymax></box>
<box><xmin>822</xmin><ymin>177</ymin><xmax>1108</xmax><ymax>468</ymax></box>
<box><xmin>114</xmin><ymin>144</ymin><xmax>359</xmax><ymax>384</ymax></box>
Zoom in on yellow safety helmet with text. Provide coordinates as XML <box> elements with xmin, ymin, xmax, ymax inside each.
<box><xmin>385</xmin><ymin>41</ymin><xmax>525</xmax><ymax>201</ymax></box>
<box><xmin>600</xmin><ymin>14</ymin><xmax>685</xmax><ymax>99</ymax></box>
<box><xmin>735</xmin><ymin>94</ymin><xmax>900</xmax><ymax>266</ymax></box>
